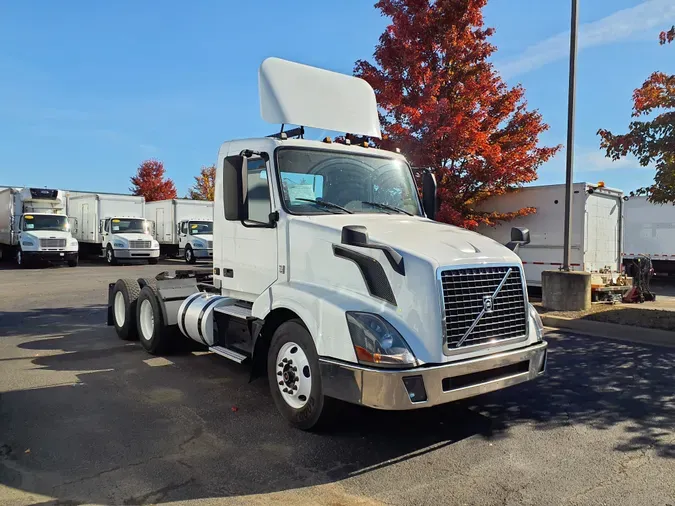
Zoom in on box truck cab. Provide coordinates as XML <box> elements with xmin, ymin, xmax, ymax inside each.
<box><xmin>106</xmin><ymin>58</ymin><xmax>547</xmax><ymax>431</ymax></box>
<box><xmin>178</xmin><ymin>220</ymin><xmax>213</xmax><ymax>263</ymax></box>
<box><xmin>0</xmin><ymin>187</ymin><xmax>79</xmax><ymax>268</ymax></box>
<box><xmin>67</xmin><ymin>193</ymin><xmax>159</xmax><ymax>264</ymax></box>
<box><xmin>145</xmin><ymin>199</ymin><xmax>214</xmax><ymax>263</ymax></box>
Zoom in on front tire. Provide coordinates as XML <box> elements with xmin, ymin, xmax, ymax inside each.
<box><xmin>136</xmin><ymin>285</ymin><xmax>176</xmax><ymax>355</ymax></box>
<box><xmin>267</xmin><ymin>319</ymin><xmax>334</xmax><ymax>431</ymax></box>
<box><xmin>185</xmin><ymin>246</ymin><xmax>196</xmax><ymax>264</ymax></box>
<box><xmin>16</xmin><ymin>249</ymin><xmax>30</xmax><ymax>269</ymax></box>
<box><xmin>111</xmin><ymin>279</ymin><xmax>140</xmax><ymax>340</ymax></box>
<box><xmin>148</xmin><ymin>257</ymin><xmax>158</xmax><ymax>265</ymax></box>
<box><xmin>67</xmin><ymin>255</ymin><xmax>78</xmax><ymax>267</ymax></box>
<box><xmin>106</xmin><ymin>245</ymin><xmax>117</xmax><ymax>266</ymax></box>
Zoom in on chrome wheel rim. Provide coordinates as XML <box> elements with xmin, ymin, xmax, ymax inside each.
<box><xmin>276</xmin><ymin>342</ymin><xmax>311</xmax><ymax>409</ymax></box>
<box><xmin>114</xmin><ymin>291</ymin><xmax>126</xmax><ymax>327</ymax></box>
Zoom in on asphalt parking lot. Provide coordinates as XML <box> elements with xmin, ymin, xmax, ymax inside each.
<box><xmin>1</xmin><ymin>260</ymin><xmax>674</xmax><ymax>505</ymax></box>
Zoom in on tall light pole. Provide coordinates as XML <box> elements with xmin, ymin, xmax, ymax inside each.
<box><xmin>562</xmin><ymin>0</ymin><xmax>579</xmax><ymax>271</ymax></box>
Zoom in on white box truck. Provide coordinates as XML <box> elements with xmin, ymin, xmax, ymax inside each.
<box><xmin>623</xmin><ymin>196</ymin><xmax>675</xmax><ymax>275</ymax></box>
<box><xmin>0</xmin><ymin>187</ymin><xmax>79</xmax><ymax>267</ymax></box>
<box><xmin>477</xmin><ymin>183</ymin><xmax>624</xmax><ymax>287</ymax></box>
<box><xmin>145</xmin><ymin>199</ymin><xmax>214</xmax><ymax>263</ymax></box>
<box><xmin>105</xmin><ymin>57</ymin><xmax>547</xmax><ymax>431</ymax></box>
<box><xmin>67</xmin><ymin>193</ymin><xmax>159</xmax><ymax>265</ymax></box>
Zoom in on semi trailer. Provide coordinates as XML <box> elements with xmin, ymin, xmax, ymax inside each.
<box><xmin>145</xmin><ymin>198</ymin><xmax>214</xmax><ymax>263</ymax></box>
<box><xmin>477</xmin><ymin>183</ymin><xmax>624</xmax><ymax>287</ymax></box>
<box><xmin>106</xmin><ymin>57</ymin><xmax>547</xmax><ymax>430</ymax></box>
<box><xmin>67</xmin><ymin>193</ymin><xmax>159</xmax><ymax>264</ymax></box>
<box><xmin>623</xmin><ymin>196</ymin><xmax>675</xmax><ymax>276</ymax></box>
<box><xmin>0</xmin><ymin>187</ymin><xmax>79</xmax><ymax>267</ymax></box>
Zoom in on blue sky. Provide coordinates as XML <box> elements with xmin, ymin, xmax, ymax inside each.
<box><xmin>1</xmin><ymin>0</ymin><xmax>673</xmax><ymax>196</ymax></box>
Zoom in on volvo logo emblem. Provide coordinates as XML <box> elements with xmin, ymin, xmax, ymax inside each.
<box><xmin>483</xmin><ymin>296</ymin><xmax>494</xmax><ymax>313</ymax></box>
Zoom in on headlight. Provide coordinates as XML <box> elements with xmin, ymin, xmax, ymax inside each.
<box><xmin>113</xmin><ymin>242</ymin><xmax>124</xmax><ymax>248</ymax></box>
<box><xmin>346</xmin><ymin>312</ymin><xmax>417</xmax><ymax>368</ymax></box>
<box><xmin>152</xmin><ymin>240</ymin><xmax>159</xmax><ymax>248</ymax></box>
<box><xmin>192</xmin><ymin>241</ymin><xmax>204</xmax><ymax>248</ymax></box>
<box><xmin>528</xmin><ymin>303</ymin><xmax>544</xmax><ymax>342</ymax></box>
<box><xmin>70</xmin><ymin>240</ymin><xmax>78</xmax><ymax>246</ymax></box>
<box><xmin>22</xmin><ymin>241</ymin><xmax>34</xmax><ymax>247</ymax></box>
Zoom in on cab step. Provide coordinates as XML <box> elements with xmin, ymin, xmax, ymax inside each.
<box><xmin>214</xmin><ymin>303</ymin><xmax>252</xmax><ymax>320</ymax></box>
<box><xmin>209</xmin><ymin>345</ymin><xmax>247</xmax><ymax>363</ymax></box>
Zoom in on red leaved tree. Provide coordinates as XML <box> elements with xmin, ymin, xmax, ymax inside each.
<box><xmin>598</xmin><ymin>26</ymin><xmax>675</xmax><ymax>204</ymax></box>
<box><xmin>187</xmin><ymin>165</ymin><xmax>216</xmax><ymax>201</ymax></box>
<box><xmin>353</xmin><ymin>0</ymin><xmax>561</xmax><ymax>229</ymax></box>
<box><xmin>129</xmin><ymin>159</ymin><xmax>177</xmax><ymax>202</ymax></box>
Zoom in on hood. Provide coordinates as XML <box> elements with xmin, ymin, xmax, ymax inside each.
<box><xmin>289</xmin><ymin>214</ymin><xmax>520</xmax><ymax>267</ymax></box>
<box><xmin>191</xmin><ymin>233</ymin><xmax>213</xmax><ymax>242</ymax></box>
<box><xmin>22</xmin><ymin>230</ymin><xmax>73</xmax><ymax>240</ymax></box>
<box><xmin>113</xmin><ymin>233</ymin><xmax>154</xmax><ymax>242</ymax></box>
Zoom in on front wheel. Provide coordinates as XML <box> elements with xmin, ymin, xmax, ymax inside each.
<box><xmin>185</xmin><ymin>246</ymin><xmax>196</xmax><ymax>264</ymax></box>
<box><xmin>67</xmin><ymin>255</ymin><xmax>78</xmax><ymax>267</ymax></box>
<box><xmin>267</xmin><ymin>319</ymin><xmax>335</xmax><ymax>431</ymax></box>
<box><xmin>16</xmin><ymin>249</ymin><xmax>30</xmax><ymax>269</ymax></box>
<box><xmin>106</xmin><ymin>246</ymin><xmax>117</xmax><ymax>266</ymax></box>
<box><xmin>148</xmin><ymin>257</ymin><xmax>158</xmax><ymax>265</ymax></box>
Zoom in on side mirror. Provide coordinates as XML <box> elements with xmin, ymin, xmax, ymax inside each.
<box><xmin>223</xmin><ymin>155</ymin><xmax>248</xmax><ymax>221</ymax></box>
<box><xmin>422</xmin><ymin>170</ymin><xmax>437</xmax><ymax>220</ymax></box>
<box><xmin>506</xmin><ymin>227</ymin><xmax>530</xmax><ymax>253</ymax></box>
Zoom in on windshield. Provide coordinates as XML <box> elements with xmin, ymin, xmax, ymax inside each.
<box><xmin>23</xmin><ymin>214</ymin><xmax>68</xmax><ymax>232</ymax></box>
<box><xmin>189</xmin><ymin>221</ymin><xmax>213</xmax><ymax>235</ymax></box>
<box><xmin>110</xmin><ymin>218</ymin><xmax>147</xmax><ymax>233</ymax></box>
<box><xmin>276</xmin><ymin>148</ymin><xmax>422</xmax><ymax>216</ymax></box>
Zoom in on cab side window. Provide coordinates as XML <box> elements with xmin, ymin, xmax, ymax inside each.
<box><xmin>180</xmin><ymin>222</ymin><xmax>187</xmax><ymax>235</ymax></box>
<box><xmin>247</xmin><ymin>158</ymin><xmax>271</xmax><ymax>223</ymax></box>
<box><xmin>104</xmin><ymin>219</ymin><xmax>110</xmax><ymax>233</ymax></box>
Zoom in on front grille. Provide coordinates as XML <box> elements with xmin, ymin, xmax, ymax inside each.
<box><xmin>39</xmin><ymin>238</ymin><xmax>66</xmax><ymax>248</ymax></box>
<box><xmin>441</xmin><ymin>266</ymin><xmax>527</xmax><ymax>349</ymax></box>
<box><xmin>129</xmin><ymin>240</ymin><xmax>151</xmax><ymax>249</ymax></box>
<box><xmin>207</xmin><ymin>241</ymin><xmax>213</xmax><ymax>249</ymax></box>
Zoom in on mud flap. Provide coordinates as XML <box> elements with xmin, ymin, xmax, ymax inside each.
<box><xmin>106</xmin><ymin>282</ymin><xmax>115</xmax><ymax>326</ymax></box>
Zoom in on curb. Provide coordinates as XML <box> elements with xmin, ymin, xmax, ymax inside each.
<box><xmin>540</xmin><ymin>315</ymin><xmax>675</xmax><ymax>349</ymax></box>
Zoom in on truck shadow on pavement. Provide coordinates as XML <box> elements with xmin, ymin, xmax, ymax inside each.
<box><xmin>0</xmin><ymin>308</ymin><xmax>674</xmax><ymax>504</ymax></box>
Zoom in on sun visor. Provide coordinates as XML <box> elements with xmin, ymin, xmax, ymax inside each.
<box><xmin>258</xmin><ymin>57</ymin><xmax>382</xmax><ymax>139</ymax></box>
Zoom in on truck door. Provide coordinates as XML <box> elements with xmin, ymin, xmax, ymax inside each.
<box><xmin>178</xmin><ymin>221</ymin><xmax>187</xmax><ymax>250</ymax></box>
<box><xmin>156</xmin><ymin>208</ymin><xmax>165</xmax><ymax>241</ymax></box>
<box><xmin>230</xmin><ymin>157</ymin><xmax>278</xmax><ymax>297</ymax></box>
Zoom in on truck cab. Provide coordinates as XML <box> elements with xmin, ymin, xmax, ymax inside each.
<box><xmin>177</xmin><ymin>220</ymin><xmax>213</xmax><ymax>264</ymax></box>
<box><xmin>107</xmin><ymin>57</ymin><xmax>547</xmax><ymax>431</ymax></box>
<box><xmin>101</xmin><ymin>216</ymin><xmax>159</xmax><ymax>265</ymax></box>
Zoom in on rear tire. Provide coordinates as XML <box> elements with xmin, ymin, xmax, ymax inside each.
<box><xmin>136</xmin><ymin>285</ymin><xmax>176</xmax><ymax>355</ymax></box>
<box><xmin>111</xmin><ymin>279</ymin><xmax>140</xmax><ymax>341</ymax></box>
<box><xmin>267</xmin><ymin>319</ymin><xmax>335</xmax><ymax>431</ymax></box>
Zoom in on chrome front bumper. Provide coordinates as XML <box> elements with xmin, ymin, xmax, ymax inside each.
<box><xmin>114</xmin><ymin>248</ymin><xmax>160</xmax><ymax>259</ymax></box>
<box><xmin>320</xmin><ymin>341</ymin><xmax>547</xmax><ymax>410</ymax></box>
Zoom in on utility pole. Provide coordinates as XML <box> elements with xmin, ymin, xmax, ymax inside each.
<box><xmin>562</xmin><ymin>0</ymin><xmax>579</xmax><ymax>271</ymax></box>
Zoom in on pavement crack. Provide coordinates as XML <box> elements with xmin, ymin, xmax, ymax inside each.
<box><xmin>123</xmin><ymin>477</ymin><xmax>196</xmax><ymax>505</ymax></box>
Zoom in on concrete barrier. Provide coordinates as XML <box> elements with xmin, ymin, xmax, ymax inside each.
<box><xmin>542</xmin><ymin>270</ymin><xmax>591</xmax><ymax>311</ymax></box>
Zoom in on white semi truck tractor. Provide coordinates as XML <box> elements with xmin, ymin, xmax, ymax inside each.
<box><xmin>106</xmin><ymin>58</ymin><xmax>547</xmax><ymax>430</ymax></box>
<box><xmin>68</xmin><ymin>193</ymin><xmax>159</xmax><ymax>265</ymax></box>
<box><xmin>0</xmin><ymin>187</ymin><xmax>79</xmax><ymax>268</ymax></box>
<box><xmin>145</xmin><ymin>198</ymin><xmax>214</xmax><ymax>263</ymax></box>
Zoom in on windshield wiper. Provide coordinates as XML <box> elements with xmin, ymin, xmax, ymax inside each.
<box><xmin>361</xmin><ymin>201</ymin><xmax>412</xmax><ymax>216</ymax></box>
<box><xmin>296</xmin><ymin>198</ymin><xmax>353</xmax><ymax>214</ymax></box>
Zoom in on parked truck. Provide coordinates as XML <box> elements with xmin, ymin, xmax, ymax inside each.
<box><xmin>622</xmin><ymin>196</ymin><xmax>675</xmax><ymax>276</ymax></box>
<box><xmin>106</xmin><ymin>57</ymin><xmax>547</xmax><ymax>430</ymax></box>
<box><xmin>145</xmin><ymin>199</ymin><xmax>214</xmax><ymax>263</ymax></box>
<box><xmin>67</xmin><ymin>193</ymin><xmax>159</xmax><ymax>265</ymax></box>
<box><xmin>477</xmin><ymin>183</ymin><xmax>624</xmax><ymax>287</ymax></box>
<box><xmin>0</xmin><ymin>187</ymin><xmax>79</xmax><ymax>268</ymax></box>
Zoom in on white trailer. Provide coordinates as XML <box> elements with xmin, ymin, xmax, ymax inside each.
<box><xmin>105</xmin><ymin>57</ymin><xmax>546</xmax><ymax>431</ymax></box>
<box><xmin>67</xmin><ymin>193</ymin><xmax>159</xmax><ymax>265</ymax></box>
<box><xmin>623</xmin><ymin>196</ymin><xmax>675</xmax><ymax>275</ymax></box>
<box><xmin>0</xmin><ymin>187</ymin><xmax>79</xmax><ymax>267</ymax></box>
<box><xmin>145</xmin><ymin>199</ymin><xmax>214</xmax><ymax>263</ymax></box>
<box><xmin>476</xmin><ymin>183</ymin><xmax>624</xmax><ymax>287</ymax></box>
